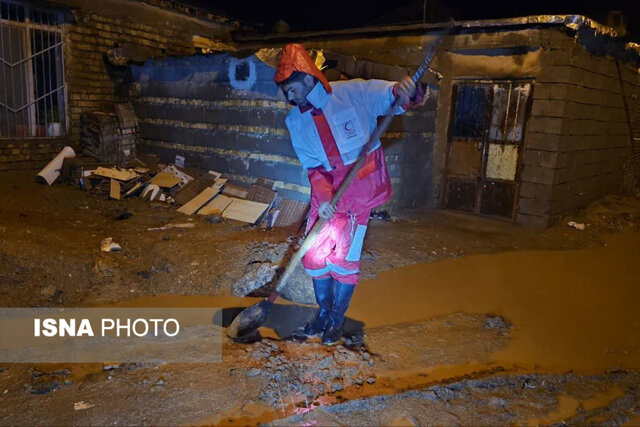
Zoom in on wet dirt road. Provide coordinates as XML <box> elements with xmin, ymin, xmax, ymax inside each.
<box><xmin>1</xmin><ymin>170</ymin><xmax>639</xmax><ymax>425</ymax></box>
<box><xmin>1</xmin><ymin>231</ymin><xmax>639</xmax><ymax>425</ymax></box>
<box><xmin>116</xmin><ymin>230</ymin><xmax>640</xmax><ymax>425</ymax></box>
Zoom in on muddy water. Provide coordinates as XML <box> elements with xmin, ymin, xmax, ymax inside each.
<box><xmin>114</xmin><ymin>232</ymin><xmax>640</xmax><ymax>373</ymax></box>
<box><xmin>60</xmin><ymin>232</ymin><xmax>638</xmax><ymax>426</ymax></box>
<box><xmin>351</xmin><ymin>231</ymin><xmax>640</xmax><ymax>373</ymax></box>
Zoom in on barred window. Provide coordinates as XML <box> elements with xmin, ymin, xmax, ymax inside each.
<box><xmin>0</xmin><ymin>1</ymin><xmax>66</xmax><ymax>138</ymax></box>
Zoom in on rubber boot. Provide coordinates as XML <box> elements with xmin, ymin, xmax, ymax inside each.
<box><xmin>322</xmin><ymin>280</ymin><xmax>355</xmax><ymax>346</ymax></box>
<box><xmin>302</xmin><ymin>277</ymin><xmax>333</xmax><ymax>337</ymax></box>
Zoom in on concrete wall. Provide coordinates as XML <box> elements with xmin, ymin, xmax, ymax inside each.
<box><xmin>131</xmin><ymin>55</ymin><xmax>308</xmax><ymax>201</ymax></box>
<box><xmin>521</xmin><ymin>41</ymin><xmax>639</xmax><ymax>225</ymax></box>
<box><xmin>129</xmin><ymin>54</ymin><xmax>438</xmax><ymax>210</ymax></box>
<box><xmin>620</xmin><ymin>64</ymin><xmax>640</xmax><ymax>197</ymax></box>
<box><xmin>0</xmin><ymin>0</ymin><xmax>235</xmax><ymax>171</ymax></box>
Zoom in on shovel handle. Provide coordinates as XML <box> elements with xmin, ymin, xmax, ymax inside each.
<box><xmin>273</xmin><ymin>25</ymin><xmax>453</xmax><ymax>295</ymax></box>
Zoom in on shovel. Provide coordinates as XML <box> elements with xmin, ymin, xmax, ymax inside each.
<box><xmin>226</xmin><ymin>25</ymin><xmax>452</xmax><ymax>339</ymax></box>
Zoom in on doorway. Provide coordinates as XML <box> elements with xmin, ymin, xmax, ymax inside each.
<box><xmin>443</xmin><ymin>79</ymin><xmax>532</xmax><ymax>219</ymax></box>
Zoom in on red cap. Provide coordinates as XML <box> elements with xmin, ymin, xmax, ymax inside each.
<box><xmin>274</xmin><ymin>43</ymin><xmax>331</xmax><ymax>93</ymax></box>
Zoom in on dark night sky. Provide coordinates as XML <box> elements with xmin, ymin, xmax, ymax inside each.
<box><xmin>185</xmin><ymin>0</ymin><xmax>638</xmax><ymax>40</ymax></box>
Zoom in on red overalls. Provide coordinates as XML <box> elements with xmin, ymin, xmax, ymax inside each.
<box><xmin>301</xmin><ymin>105</ymin><xmax>393</xmax><ymax>285</ymax></box>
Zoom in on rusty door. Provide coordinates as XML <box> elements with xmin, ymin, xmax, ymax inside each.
<box><xmin>444</xmin><ymin>80</ymin><xmax>532</xmax><ymax>219</ymax></box>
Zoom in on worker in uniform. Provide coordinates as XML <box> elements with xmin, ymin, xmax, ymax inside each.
<box><xmin>275</xmin><ymin>43</ymin><xmax>422</xmax><ymax>345</ymax></box>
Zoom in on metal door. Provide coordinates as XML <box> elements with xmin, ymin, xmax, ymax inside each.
<box><xmin>444</xmin><ymin>80</ymin><xmax>532</xmax><ymax>219</ymax></box>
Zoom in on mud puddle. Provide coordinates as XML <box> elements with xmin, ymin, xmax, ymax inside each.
<box><xmin>211</xmin><ymin>230</ymin><xmax>640</xmax><ymax>424</ymax></box>
<box><xmin>352</xmin><ymin>231</ymin><xmax>640</xmax><ymax>373</ymax></box>
<box><xmin>112</xmin><ymin>231</ymin><xmax>639</xmax><ymax>424</ymax></box>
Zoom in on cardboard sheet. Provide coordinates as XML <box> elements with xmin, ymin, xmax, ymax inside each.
<box><xmin>150</xmin><ymin>173</ymin><xmax>181</xmax><ymax>188</ymax></box>
<box><xmin>93</xmin><ymin>167</ymin><xmax>138</xmax><ymax>181</ymax></box>
<box><xmin>109</xmin><ymin>179</ymin><xmax>121</xmax><ymax>200</ymax></box>
<box><xmin>177</xmin><ymin>187</ymin><xmax>219</xmax><ymax>215</ymax></box>
<box><xmin>222</xmin><ymin>198</ymin><xmax>269</xmax><ymax>224</ymax></box>
<box><xmin>198</xmin><ymin>194</ymin><xmax>233</xmax><ymax>216</ymax></box>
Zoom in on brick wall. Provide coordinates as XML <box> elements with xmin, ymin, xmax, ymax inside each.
<box><xmin>65</xmin><ymin>10</ymin><xmax>202</xmax><ymax>145</ymax></box>
<box><xmin>0</xmin><ymin>138</ymin><xmax>69</xmax><ymax>171</ymax></box>
<box><xmin>0</xmin><ymin>0</ymin><xmax>235</xmax><ymax>171</ymax></box>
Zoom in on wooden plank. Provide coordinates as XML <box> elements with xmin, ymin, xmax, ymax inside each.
<box><xmin>150</xmin><ymin>172</ymin><xmax>181</xmax><ymax>188</ymax></box>
<box><xmin>213</xmin><ymin>178</ymin><xmax>227</xmax><ymax>190</ymax></box>
<box><xmin>174</xmin><ymin>172</ymin><xmax>219</xmax><ymax>205</ymax></box>
<box><xmin>177</xmin><ymin>187</ymin><xmax>219</xmax><ymax>215</ymax></box>
<box><xmin>222</xmin><ymin>183</ymin><xmax>249</xmax><ymax>199</ymax></box>
<box><xmin>174</xmin><ymin>181</ymin><xmax>203</xmax><ymax>205</ymax></box>
<box><xmin>198</xmin><ymin>194</ymin><xmax>233</xmax><ymax>216</ymax></box>
<box><xmin>206</xmin><ymin>171</ymin><xmax>222</xmax><ymax>181</ymax></box>
<box><xmin>222</xmin><ymin>198</ymin><xmax>269</xmax><ymax>224</ymax></box>
<box><xmin>94</xmin><ymin>167</ymin><xmax>138</xmax><ymax>181</ymax></box>
<box><xmin>147</xmin><ymin>223</ymin><xmax>195</xmax><ymax>231</ymax></box>
<box><xmin>109</xmin><ymin>179</ymin><xmax>121</xmax><ymax>200</ymax></box>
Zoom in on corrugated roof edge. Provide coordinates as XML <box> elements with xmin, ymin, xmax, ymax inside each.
<box><xmin>232</xmin><ymin>15</ymin><xmax>618</xmax><ymax>42</ymax></box>
<box><xmin>233</xmin><ymin>15</ymin><xmax>640</xmax><ymax>65</ymax></box>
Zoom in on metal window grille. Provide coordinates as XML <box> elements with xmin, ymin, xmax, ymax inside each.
<box><xmin>0</xmin><ymin>0</ymin><xmax>66</xmax><ymax>138</ymax></box>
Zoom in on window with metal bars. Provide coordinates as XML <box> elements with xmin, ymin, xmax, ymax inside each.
<box><xmin>0</xmin><ymin>1</ymin><xmax>66</xmax><ymax>138</ymax></box>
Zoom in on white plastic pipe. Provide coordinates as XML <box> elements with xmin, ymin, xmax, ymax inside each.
<box><xmin>36</xmin><ymin>146</ymin><xmax>76</xmax><ymax>185</ymax></box>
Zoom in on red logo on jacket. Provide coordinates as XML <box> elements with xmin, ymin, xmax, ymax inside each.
<box><xmin>343</xmin><ymin>120</ymin><xmax>357</xmax><ymax>139</ymax></box>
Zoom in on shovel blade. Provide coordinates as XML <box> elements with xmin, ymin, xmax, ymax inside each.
<box><xmin>226</xmin><ymin>299</ymin><xmax>273</xmax><ymax>339</ymax></box>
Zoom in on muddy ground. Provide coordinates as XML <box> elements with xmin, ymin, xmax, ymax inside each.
<box><xmin>0</xmin><ymin>170</ymin><xmax>639</xmax><ymax>425</ymax></box>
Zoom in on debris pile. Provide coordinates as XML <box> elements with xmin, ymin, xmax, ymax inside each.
<box><xmin>28</xmin><ymin>368</ymin><xmax>73</xmax><ymax>395</ymax></box>
<box><xmin>49</xmin><ymin>149</ymin><xmax>308</xmax><ymax>229</ymax></box>
<box><xmin>31</xmin><ymin>102</ymin><xmax>311</xmax><ymax>228</ymax></box>
<box><xmin>237</xmin><ymin>341</ymin><xmax>375</xmax><ymax>407</ymax></box>
<box><xmin>230</xmin><ymin>238</ymin><xmax>314</xmax><ymax>303</ymax></box>
<box><xmin>232</xmin><ymin>241</ymin><xmax>290</xmax><ymax>296</ymax></box>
